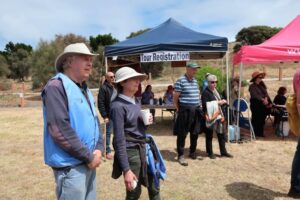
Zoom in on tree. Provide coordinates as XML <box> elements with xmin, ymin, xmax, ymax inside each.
<box><xmin>88</xmin><ymin>34</ymin><xmax>119</xmax><ymax>87</ymax></box>
<box><xmin>233</xmin><ymin>26</ymin><xmax>281</xmax><ymax>52</ymax></box>
<box><xmin>0</xmin><ymin>42</ymin><xmax>33</xmax><ymax>80</ymax></box>
<box><xmin>195</xmin><ymin>66</ymin><xmax>226</xmax><ymax>92</ymax></box>
<box><xmin>126</xmin><ymin>28</ymin><xmax>164</xmax><ymax>78</ymax></box>
<box><xmin>126</xmin><ymin>29</ymin><xmax>150</xmax><ymax>39</ymax></box>
<box><xmin>7</xmin><ymin>48</ymin><xmax>31</xmax><ymax>81</ymax></box>
<box><xmin>31</xmin><ymin>34</ymin><xmax>87</xmax><ymax>89</ymax></box>
<box><xmin>89</xmin><ymin>34</ymin><xmax>119</xmax><ymax>52</ymax></box>
<box><xmin>87</xmin><ymin>46</ymin><xmax>106</xmax><ymax>88</ymax></box>
<box><xmin>0</xmin><ymin>54</ymin><xmax>9</xmax><ymax>77</ymax></box>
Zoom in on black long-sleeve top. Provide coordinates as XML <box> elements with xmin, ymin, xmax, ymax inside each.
<box><xmin>110</xmin><ymin>96</ymin><xmax>147</xmax><ymax>172</ymax></box>
<box><xmin>97</xmin><ymin>80</ymin><xmax>115</xmax><ymax>119</ymax></box>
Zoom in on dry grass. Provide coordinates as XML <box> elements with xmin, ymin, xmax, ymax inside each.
<box><xmin>0</xmin><ymin>107</ymin><xmax>298</xmax><ymax>200</ymax></box>
<box><xmin>0</xmin><ymin>64</ymin><xmax>299</xmax><ymax>199</ymax></box>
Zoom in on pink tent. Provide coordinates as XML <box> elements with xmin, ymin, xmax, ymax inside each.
<box><xmin>233</xmin><ymin>15</ymin><xmax>300</xmax><ymax>65</ymax></box>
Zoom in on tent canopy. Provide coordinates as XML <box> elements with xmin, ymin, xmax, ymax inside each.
<box><xmin>105</xmin><ymin>18</ymin><xmax>228</xmax><ymax>58</ymax></box>
<box><xmin>233</xmin><ymin>15</ymin><xmax>300</xmax><ymax>65</ymax></box>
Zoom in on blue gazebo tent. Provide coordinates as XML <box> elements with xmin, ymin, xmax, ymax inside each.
<box><xmin>104</xmin><ymin>18</ymin><xmax>228</xmax><ymax>58</ymax></box>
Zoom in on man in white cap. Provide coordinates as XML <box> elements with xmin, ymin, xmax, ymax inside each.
<box><xmin>41</xmin><ymin>43</ymin><xmax>103</xmax><ymax>200</ymax></box>
<box><xmin>173</xmin><ymin>62</ymin><xmax>203</xmax><ymax>166</ymax></box>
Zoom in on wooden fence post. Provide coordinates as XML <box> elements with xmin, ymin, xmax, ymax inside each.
<box><xmin>19</xmin><ymin>82</ymin><xmax>26</xmax><ymax>107</ymax></box>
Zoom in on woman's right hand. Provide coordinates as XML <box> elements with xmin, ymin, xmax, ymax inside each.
<box><xmin>262</xmin><ymin>97</ymin><xmax>269</xmax><ymax>105</ymax></box>
<box><xmin>123</xmin><ymin>170</ymin><xmax>137</xmax><ymax>191</ymax></box>
<box><xmin>218</xmin><ymin>99</ymin><xmax>227</xmax><ymax>105</ymax></box>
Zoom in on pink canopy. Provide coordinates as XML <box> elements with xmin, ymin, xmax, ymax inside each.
<box><xmin>233</xmin><ymin>15</ymin><xmax>300</xmax><ymax>65</ymax></box>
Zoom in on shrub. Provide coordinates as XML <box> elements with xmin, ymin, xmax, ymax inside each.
<box><xmin>0</xmin><ymin>78</ymin><xmax>13</xmax><ymax>91</ymax></box>
<box><xmin>195</xmin><ymin>66</ymin><xmax>226</xmax><ymax>92</ymax></box>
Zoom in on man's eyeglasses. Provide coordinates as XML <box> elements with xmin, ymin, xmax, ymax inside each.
<box><xmin>109</xmin><ymin>76</ymin><xmax>115</xmax><ymax>79</ymax></box>
<box><xmin>209</xmin><ymin>81</ymin><xmax>218</xmax><ymax>84</ymax></box>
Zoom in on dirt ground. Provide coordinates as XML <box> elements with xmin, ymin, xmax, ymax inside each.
<box><xmin>0</xmin><ymin>107</ymin><xmax>298</xmax><ymax>200</ymax></box>
<box><xmin>0</xmin><ymin>64</ymin><xmax>299</xmax><ymax>199</ymax></box>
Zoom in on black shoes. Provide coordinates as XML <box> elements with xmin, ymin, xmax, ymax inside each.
<box><xmin>221</xmin><ymin>152</ymin><xmax>234</xmax><ymax>158</ymax></box>
<box><xmin>189</xmin><ymin>153</ymin><xmax>203</xmax><ymax>160</ymax></box>
<box><xmin>288</xmin><ymin>189</ymin><xmax>300</xmax><ymax>198</ymax></box>
<box><xmin>189</xmin><ymin>153</ymin><xmax>197</xmax><ymax>160</ymax></box>
<box><xmin>208</xmin><ymin>153</ymin><xmax>233</xmax><ymax>159</ymax></box>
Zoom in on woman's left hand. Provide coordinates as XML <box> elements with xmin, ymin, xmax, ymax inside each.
<box><xmin>149</xmin><ymin>114</ymin><xmax>153</xmax><ymax>124</ymax></box>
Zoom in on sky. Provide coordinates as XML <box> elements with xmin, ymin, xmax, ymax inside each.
<box><xmin>0</xmin><ymin>0</ymin><xmax>299</xmax><ymax>51</ymax></box>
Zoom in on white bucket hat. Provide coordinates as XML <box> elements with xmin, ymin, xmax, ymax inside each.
<box><xmin>114</xmin><ymin>67</ymin><xmax>147</xmax><ymax>83</ymax></box>
<box><xmin>55</xmin><ymin>43</ymin><xmax>99</xmax><ymax>72</ymax></box>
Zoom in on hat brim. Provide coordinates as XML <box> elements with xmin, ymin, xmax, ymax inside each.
<box><xmin>187</xmin><ymin>66</ymin><xmax>200</xmax><ymax>69</ymax></box>
<box><xmin>250</xmin><ymin>72</ymin><xmax>266</xmax><ymax>82</ymax></box>
<box><xmin>114</xmin><ymin>73</ymin><xmax>147</xmax><ymax>83</ymax></box>
<box><xmin>55</xmin><ymin>52</ymin><xmax>99</xmax><ymax>72</ymax></box>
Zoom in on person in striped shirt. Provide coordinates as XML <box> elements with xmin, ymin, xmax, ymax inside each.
<box><xmin>173</xmin><ymin>62</ymin><xmax>203</xmax><ymax>166</ymax></box>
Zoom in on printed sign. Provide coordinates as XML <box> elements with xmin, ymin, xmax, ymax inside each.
<box><xmin>140</xmin><ymin>51</ymin><xmax>190</xmax><ymax>62</ymax></box>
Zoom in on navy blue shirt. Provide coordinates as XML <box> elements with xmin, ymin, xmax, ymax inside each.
<box><xmin>110</xmin><ymin>95</ymin><xmax>147</xmax><ymax>172</ymax></box>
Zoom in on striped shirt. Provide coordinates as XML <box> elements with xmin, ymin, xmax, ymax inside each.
<box><xmin>175</xmin><ymin>74</ymin><xmax>200</xmax><ymax>106</ymax></box>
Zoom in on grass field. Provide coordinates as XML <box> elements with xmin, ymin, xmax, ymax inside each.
<box><xmin>0</xmin><ymin>63</ymin><xmax>299</xmax><ymax>199</ymax></box>
<box><xmin>0</xmin><ymin>107</ymin><xmax>298</xmax><ymax>200</ymax></box>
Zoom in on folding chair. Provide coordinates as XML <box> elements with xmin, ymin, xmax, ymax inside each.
<box><xmin>232</xmin><ymin>98</ymin><xmax>256</xmax><ymax>141</ymax></box>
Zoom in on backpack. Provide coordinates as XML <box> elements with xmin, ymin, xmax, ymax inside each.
<box><xmin>286</xmin><ymin>94</ymin><xmax>300</xmax><ymax>136</ymax></box>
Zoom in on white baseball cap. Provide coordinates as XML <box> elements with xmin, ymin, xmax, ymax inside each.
<box><xmin>114</xmin><ymin>67</ymin><xmax>147</xmax><ymax>83</ymax></box>
<box><xmin>55</xmin><ymin>43</ymin><xmax>99</xmax><ymax>72</ymax></box>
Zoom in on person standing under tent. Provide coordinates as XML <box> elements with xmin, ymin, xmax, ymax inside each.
<box><xmin>173</xmin><ymin>62</ymin><xmax>203</xmax><ymax>166</ymax></box>
<box><xmin>249</xmin><ymin>71</ymin><xmax>272</xmax><ymax>137</ymax></box>
<box><xmin>98</xmin><ymin>71</ymin><xmax>117</xmax><ymax>160</ymax></box>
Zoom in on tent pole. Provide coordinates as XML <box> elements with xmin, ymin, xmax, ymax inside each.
<box><xmin>226</xmin><ymin>52</ymin><xmax>230</xmax><ymax>142</ymax></box>
<box><xmin>105</xmin><ymin>57</ymin><xmax>108</xmax><ymax>73</ymax></box>
<box><xmin>236</xmin><ymin>62</ymin><xmax>243</xmax><ymax>141</ymax></box>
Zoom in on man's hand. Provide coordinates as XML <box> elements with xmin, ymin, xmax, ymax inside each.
<box><xmin>104</xmin><ymin>118</ymin><xmax>109</xmax><ymax>123</ymax></box>
<box><xmin>123</xmin><ymin>170</ymin><xmax>137</xmax><ymax>191</ymax></box>
<box><xmin>87</xmin><ymin>150</ymin><xmax>102</xmax><ymax>169</ymax></box>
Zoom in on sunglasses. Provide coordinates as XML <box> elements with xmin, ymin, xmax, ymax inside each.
<box><xmin>109</xmin><ymin>76</ymin><xmax>115</xmax><ymax>78</ymax></box>
<box><xmin>209</xmin><ymin>81</ymin><xmax>218</xmax><ymax>84</ymax></box>
<box><xmin>257</xmin><ymin>76</ymin><xmax>264</xmax><ymax>79</ymax></box>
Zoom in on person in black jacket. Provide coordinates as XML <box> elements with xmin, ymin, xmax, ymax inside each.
<box><xmin>249</xmin><ymin>71</ymin><xmax>272</xmax><ymax>137</ymax></box>
<box><xmin>98</xmin><ymin>71</ymin><xmax>117</xmax><ymax>159</ymax></box>
<box><xmin>201</xmin><ymin>74</ymin><xmax>233</xmax><ymax>159</ymax></box>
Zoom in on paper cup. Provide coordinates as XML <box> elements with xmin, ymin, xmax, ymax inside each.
<box><xmin>131</xmin><ymin>180</ymin><xmax>138</xmax><ymax>189</ymax></box>
<box><xmin>149</xmin><ymin>99</ymin><xmax>154</xmax><ymax>105</ymax></box>
<box><xmin>141</xmin><ymin>109</ymin><xmax>152</xmax><ymax>125</ymax></box>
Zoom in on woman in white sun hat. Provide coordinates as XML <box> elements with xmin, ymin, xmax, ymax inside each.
<box><xmin>110</xmin><ymin>67</ymin><xmax>160</xmax><ymax>200</ymax></box>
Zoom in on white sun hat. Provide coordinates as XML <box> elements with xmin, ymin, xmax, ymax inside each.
<box><xmin>55</xmin><ymin>43</ymin><xmax>99</xmax><ymax>72</ymax></box>
<box><xmin>114</xmin><ymin>67</ymin><xmax>147</xmax><ymax>83</ymax></box>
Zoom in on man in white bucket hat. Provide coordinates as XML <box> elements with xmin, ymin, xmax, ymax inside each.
<box><xmin>41</xmin><ymin>43</ymin><xmax>103</xmax><ymax>200</ymax></box>
<box><xmin>110</xmin><ymin>67</ymin><xmax>162</xmax><ymax>199</ymax></box>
